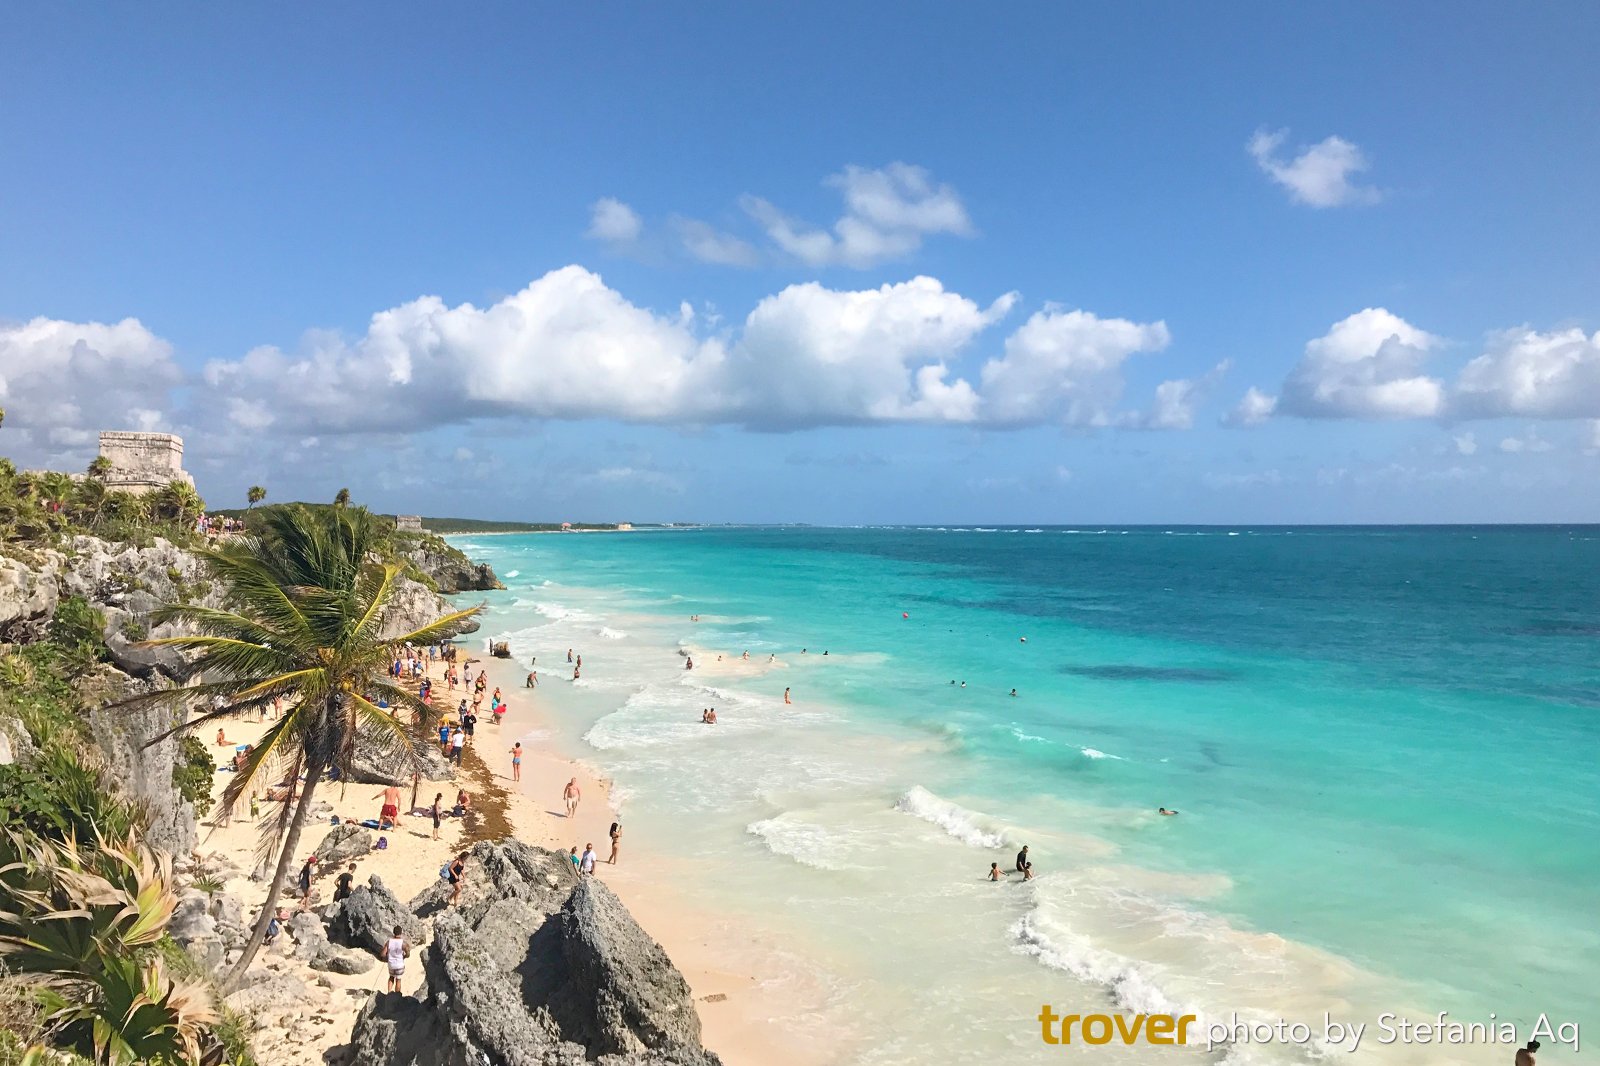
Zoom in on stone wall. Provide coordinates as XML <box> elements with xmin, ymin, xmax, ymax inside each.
<box><xmin>98</xmin><ymin>430</ymin><xmax>194</xmax><ymax>494</ymax></box>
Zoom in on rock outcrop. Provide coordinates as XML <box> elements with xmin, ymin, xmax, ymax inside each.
<box><xmin>312</xmin><ymin>823</ymin><xmax>374</xmax><ymax>866</ymax></box>
<box><xmin>402</xmin><ymin>542</ymin><xmax>503</xmax><ymax>594</ymax></box>
<box><xmin>328</xmin><ymin>875</ymin><xmax>424</xmax><ymax>955</ymax></box>
<box><xmin>348</xmin><ymin>841</ymin><xmax>720</xmax><ymax>1066</ymax></box>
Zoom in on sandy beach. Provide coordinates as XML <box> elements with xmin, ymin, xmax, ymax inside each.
<box><xmin>191</xmin><ymin>641</ymin><xmax>827</xmax><ymax>1066</ymax></box>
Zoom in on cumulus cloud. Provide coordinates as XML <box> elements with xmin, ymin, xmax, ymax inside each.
<box><xmin>1239</xmin><ymin>317</ymin><xmax>1600</xmax><ymax>427</ymax></box>
<box><xmin>1129</xmin><ymin>361</ymin><xmax>1231</xmax><ymax>430</ymax></box>
<box><xmin>1226</xmin><ymin>386</ymin><xmax>1278</xmax><ymax>426</ymax></box>
<box><xmin>1255</xmin><ymin>308</ymin><xmax>1444</xmax><ymax>421</ymax></box>
<box><xmin>1248</xmin><ymin>129</ymin><xmax>1381</xmax><ymax>208</ymax></box>
<box><xmin>737</xmin><ymin>277</ymin><xmax>1014</xmax><ymax>426</ymax></box>
<box><xmin>1453</xmin><ymin>326</ymin><xmax>1600</xmax><ymax>418</ymax></box>
<box><xmin>672</xmin><ymin>217</ymin><xmax>759</xmax><ymax>267</ymax></box>
<box><xmin>0</xmin><ymin>316</ymin><xmax>181</xmax><ymax>467</ymax></box>
<box><xmin>978</xmin><ymin>307</ymin><xmax>1171</xmax><ymax>426</ymax></box>
<box><xmin>586</xmin><ymin>197</ymin><xmax>643</xmax><ymax>244</ymax></box>
<box><xmin>741</xmin><ymin>163</ymin><xmax>973</xmax><ymax>268</ymax></box>
<box><xmin>200</xmin><ymin>266</ymin><xmax>729</xmax><ymax>435</ymax></box>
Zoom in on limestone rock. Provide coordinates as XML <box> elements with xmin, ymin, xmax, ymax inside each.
<box><xmin>0</xmin><ymin>553</ymin><xmax>59</xmax><ymax>643</ymax></box>
<box><xmin>328</xmin><ymin>875</ymin><xmax>422</xmax><ymax>954</ymax></box>
<box><xmin>311</xmin><ymin>823</ymin><xmax>373</xmax><ymax>866</ymax></box>
<box><xmin>313</xmin><ymin>947</ymin><xmax>378</xmax><ymax>975</ymax></box>
<box><xmin>224</xmin><ymin>970</ymin><xmax>308</xmax><ymax>1013</ymax></box>
<box><xmin>350</xmin><ymin>841</ymin><xmax>719</xmax><ymax>1066</ymax></box>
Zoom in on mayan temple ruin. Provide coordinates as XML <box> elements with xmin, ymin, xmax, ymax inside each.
<box><xmin>97</xmin><ymin>430</ymin><xmax>194</xmax><ymax>494</ymax></box>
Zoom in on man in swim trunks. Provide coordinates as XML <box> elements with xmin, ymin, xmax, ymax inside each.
<box><xmin>563</xmin><ymin>777</ymin><xmax>581</xmax><ymax>818</ymax></box>
<box><xmin>1016</xmin><ymin>845</ymin><xmax>1029</xmax><ymax>873</ymax></box>
<box><xmin>375</xmin><ymin>784</ymin><xmax>402</xmax><ymax>828</ymax></box>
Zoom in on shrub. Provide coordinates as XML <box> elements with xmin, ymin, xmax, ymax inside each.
<box><xmin>172</xmin><ymin>736</ymin><xmax>216</xmax><ymax>820</ymax></box>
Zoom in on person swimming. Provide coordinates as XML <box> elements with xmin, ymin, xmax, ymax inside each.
<box><xmin>1158</xmin><ymin>807</ymin><xmax>1179</xmax><ymax>816</ymax></box>
<box><xmin>988</xmin><ymin>862</ymin><xmax>1001</xmax><ymax>882</ymax></box>
<box><xmin>1009</xmin><ymin>688</ymin><xmax>1017</xmax><ymax>697</ymax></box>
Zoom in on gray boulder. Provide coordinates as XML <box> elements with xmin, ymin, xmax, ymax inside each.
<box><xmin>0</xmin><ymin>553</ymin><xmax>58</xmax><ymax>643</ymax></box>
<box><xmin>312</xmin><ymin>823</ymin><xmax>373</xmax><ymax>865</ymax></box>
<box><xmin>556</xmin><ymin>879</ymin><xmax>704</xmax><ymax>1055</ymax></box>
<box><xmin>224</xmin><ymin>970</ymin><xmax>308</xmax><ymax>1013</ymax></box>
<box><xmin>328</xmin><ymin>875</ymin><xmax>423</xmax><ymax>954</ymax></box>
<box><xmin>313</xmin><ymin>946</ymin><xmax>378</xmax><ymax>975</ymax></box>
<box><xmin>350</xmin><ymin>841</ymin><xmax>720</xmax><ymax>1066</ymax></box>
<box><xmin>347</xmin><ymin>744</ymin><xmax>453</xmax><ymax>787</ymax></box>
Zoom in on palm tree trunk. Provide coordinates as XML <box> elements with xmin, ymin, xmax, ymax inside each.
<box><xmin>220</xmin><ymin>757</ymin><xmax>326</xmax><ymax>993</ymax></box>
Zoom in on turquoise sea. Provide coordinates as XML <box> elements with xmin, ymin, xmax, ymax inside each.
<box><xmin>452</xmin><ymin>526</ymin><xmax>1598</xmax><ymax>1064</ymax></box>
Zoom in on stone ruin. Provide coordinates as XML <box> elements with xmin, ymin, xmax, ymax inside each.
<box><xmin>395</xmin><ymin>514</ymin><xmax>423</xmax><ymax>532</ymax></box>
<box><xmin>98</xmin><ymin>431</ymin><xmax>194</xmax><ymax>495</ymax></box>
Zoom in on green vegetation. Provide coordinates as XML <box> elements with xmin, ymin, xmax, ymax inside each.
<box><xmin>109</xmin><ymin>503</ymin><xmax>480</xmax><ymax>990</ymax></box>
<box><xmin>0</xmin><ymin>455</ymin><xmax>205</xmax><ymax>548</ymax></box>
<box><xmin>171</xmin><ymin>735</ymin><xmax>216</xmax><ymax>819</ymax></box>
<box><xmin>418</xmin><ymin>516</ymin><xmax>627</xmax><ymax>533</ymax></box>
<box><xmin>0</xmin><ymin>830</ymin><xmax>217</xmax><ymax>1065</ymax></box>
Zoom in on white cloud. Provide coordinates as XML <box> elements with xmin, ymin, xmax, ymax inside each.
<box><xmin>978</xmin><ymin>307</ymin><xmax>1170</xmax><ymax>426</ymax></box>
<box><xmin>1275</xmin><ymin>308</ymin><xmax>1444</xmax><ymax>419</ymax></box>
<box><xmin>672</xmin><ymin>217</ymin><xmax>759</xmax><ymax>267</ymax></box>
<box><xmin>1130</xmin><ymin>361</ymin><xmax>1230</xmax><ymax>430</ymax></box>
<box><xmin>735</xmin><ymin>276</ymin><xmax>1014</xmax><ymax>426</ymax></box>
<box><xmin>1453</xmin><ymin>326</ymin><xmax>1600</xmax><ymax>418</ymax></box>
<box><xmin>0</xmin><ymin>315</ymin><xmax>182</xmax><ymax>467</ymax></box>
<box><xmin>585</xmin><ymin>197</ymin><xmax>643</xmax><ymax>243</ymax></box>
<box><xmin>200</xmin><ymin>266</ymin><xmax>730</xmax><ymax>434</ymax></box>
<box><xmin>1226</xmin><ymin>386</ymin><xmax>1279</xmax><ymax>426</ymax></box>
<box><xmin>741</xmin><ymin>163</ymin><xmax>973</xmax><ymax>268</ymax></box>
<box><xmin>1497</xmin><ymin>429</ymin><xmax>1553</xmax><ymax>454</ymax></box>
<box><xmin>1248</xmin><ymin>129</ymin><xmax>1381</xmax><ymax>208</ymax></box>
<box><xmin>1453</xmin><ymin>432</ymin><xmax>1477</xmax><ymax>456</ymax></box>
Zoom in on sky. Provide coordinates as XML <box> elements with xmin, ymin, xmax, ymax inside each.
<box><xmin>3</xmin><ymin>2</ymin><xmax>1598</xmax><ymax>524</ymax></box>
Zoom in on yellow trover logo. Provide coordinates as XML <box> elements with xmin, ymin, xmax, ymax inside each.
<box><xmin>1037</xmin><ymin>1008</ymin><xmax>1197</xmax><ymax>1048</ymax></box>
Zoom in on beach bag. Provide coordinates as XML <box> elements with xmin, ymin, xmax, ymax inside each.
<box><xmin>376</xmin><ymin>836</ymin><xmax>388</xmax><ymax>850</ymax></box>
<box><xmin>440</xmin><ymin>864</ymin><xmax>451</xmax><ymax>882</ymax></box>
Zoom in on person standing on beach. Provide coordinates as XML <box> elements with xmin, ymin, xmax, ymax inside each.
<box><xmin>608</xmin><ymin>822</ymin><xmax>621</xmax><ymax>864</ymax></box>
<box><xmin>510</xmin><ymin>742</ymin><xmax>522</xmax><ymax>782</ymax></box>
<box><xmin>431</xmin><ymin>793</ymin><xmax>443</xmax><ymax>840</ymax></box>
<box><xmin>563</xmin><ymin>777</ymin><xmax>581</xmax><ymax>818</ymax></box>
<box><xmin>567</xmin><ymin>648</ymin><xmax>573</xmax><ymax>663</ymax></box>
<box><xmin>568</xmin><ymin>846</ymin><xmax>581</xmax><ymax>878</ymax></box>
<box><xmin>579</xmin><ymin>843</ymin><xmax>597</xmax><ymax>875</ymax></box>
<box><xmin>784</xmin><ymin>687</ymin><xmax>791</xmax><ymax>705</ymax></box>
<box><xmin>450</xmin><ymin>727</ymin><xmax>466</xmax><ymax>766</ymax></box>
<box><xmin>375</xmin><ymin>784</ymin><xmax>403</xmax><ymax>828</ymax></box>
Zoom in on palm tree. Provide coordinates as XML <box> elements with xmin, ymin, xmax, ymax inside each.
<box><xmin>87</xmin><ymin>455</ymin><xmax>113</xmax><ymax>481</ymax></box>
<box><xmin>153</xmin><ymin>480</ymin><xmax>204</xmax><ymax>527</ymax></box>
<box><xmin>247</xmin><ymin>485</ymin><xmax>266</xmax><ymax>509</ymax></box>
<box><xmin>104</xmin><ymin>490</ymin><xmax>150</xmax><ymax>524</ymax></box>
<box><xmin>108</xmin><ymin>504</ymin><xmax>479</xmax><ymax>990</ymax></box>
<box><xmin>333</xmin><ymin>487</ymin><xmax>351</xmax><ymax>508</ymax></box>
<box><xmin>70</xmin><ymin>477</ymin><xmax>110</xmax><ymax>527</ymax></box>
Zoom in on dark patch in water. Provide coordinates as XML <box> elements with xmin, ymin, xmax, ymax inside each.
<box><xmin>1062</xmin><ymin>664</ymin><xmax>1234</xmax><ymax>683</ymax></box>
<box><xmin>1510</xmin><ymin>621</ymin><xmax>1600</xmax><ymax>637</ymax></box>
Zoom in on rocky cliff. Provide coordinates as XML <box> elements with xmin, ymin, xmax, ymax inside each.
<box><xmin>347</xmin><ymin>840</ymin><xmax>721</xmax><ymax>1066</ymax></box>
<box><xmin>401</xmin><ymin>539</ymin><xmax>503</xmax><ymax>594</ymax></box>
<box><xmin>0</xmin><ymin>534</ymin><xmax>480</xmax><ymax>855</ymax></box>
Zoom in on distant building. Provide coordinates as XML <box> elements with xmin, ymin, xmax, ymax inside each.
<box><xmin>616</xmin><ymin>523</ymin><xmax>633</xmax><ymax>531</ymax></box>
<box><xmin>395</xmin><ymin>514</ymin><xmax>424</xmax><ymax>532</ymax></box>
<box><xmin>98</xmin><ymin>431</ymin><xmax>193</xmax><ymax>495</ymax></box>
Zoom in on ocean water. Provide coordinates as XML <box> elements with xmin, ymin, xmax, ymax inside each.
<box><xmin>452</xmin><ymin>526</ymin><xmax>1599</xmax><ymax>1064</ymax></box>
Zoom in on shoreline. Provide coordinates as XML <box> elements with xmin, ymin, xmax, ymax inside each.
<box><xmin>471</xmin><ymin>651</ymin><xmax>841</xmax><ymax>1066</ymax></box>
<box><xmin>191</xmin><ymin>643</ymin><xmax>832</xmax><ymax>1066</ymax></box>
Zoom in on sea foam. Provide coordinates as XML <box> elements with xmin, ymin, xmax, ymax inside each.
<box><xmin>893</xmin><ymin>786</ymin><xmax>1005</xmax><ymax>848</ymax></box>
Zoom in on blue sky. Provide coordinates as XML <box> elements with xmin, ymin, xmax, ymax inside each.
<box><xmin>3</xmin><ymin>3</ymin><xmax>1598</xmax><ymax>523</ymax></box>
